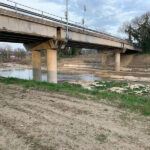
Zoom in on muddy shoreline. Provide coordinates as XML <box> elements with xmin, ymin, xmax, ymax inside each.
<box><xmin>1</xmin><ymin>62</ymin><xmax>150</xmax><ymax>84</ymax></box>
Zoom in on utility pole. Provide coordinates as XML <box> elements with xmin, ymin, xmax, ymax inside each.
<box><xmin>65</xmin><ymin>0</ymin><xmax>69</xmax><ymax>39</ymax></box>
<box><xmin>82</xmin><ymin>4</ymin><xmax>86</xmax><ymax>29</ymax></box>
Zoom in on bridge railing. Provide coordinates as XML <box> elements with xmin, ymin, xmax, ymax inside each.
<box><xmin>1</xmin><ymin>0</ymin><xmax>84</xmax><ymax>28</ymax></box>
<box><xmin>0</xmin><ymin>0</ymin><xmax>130</xmax><ymax>44</ymax></box>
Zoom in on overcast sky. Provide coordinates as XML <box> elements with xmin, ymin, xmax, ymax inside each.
<box><xmin>0</xmin><ymin>0</ymin><xmax>150</xmax><ymax>49</ymax></box>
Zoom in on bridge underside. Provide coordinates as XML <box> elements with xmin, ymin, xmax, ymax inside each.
<box><xmin>0</xmin><ymin>31</ymin><xmax>49</xmax><ymax>44</ymax></box>
<box><xmin>67</xmin><ymin>40</ymin><xmax>120</xmax><ymax>50</ymax></box>
<box><xmin>0</xmin><ymin>31</ymin><xmax>121</xmax><ymax>51</ymax></box>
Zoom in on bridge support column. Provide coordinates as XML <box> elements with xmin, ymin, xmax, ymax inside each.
<box><xmin>115</xmin><ymin>52</ymin><xmax>120</xmax><ymax>71</ymax></box>
<box><xmin>32</xmin><ymin>50</ymin><xmax>41</xmax><ymax>81</ymax></box>
<box><xmin>47</xmin><ymin>49</ymin><xmax>57</xmax><ymax>83</ymax></box>
<box><xmin>102</xmin><ymin>52</ymin><xmax>107</xmax><ymax>69</ymax></box>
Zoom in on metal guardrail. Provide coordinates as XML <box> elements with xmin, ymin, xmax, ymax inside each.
<box><xmin>6</xmin><ymin>0</ymin><xmax>83</xmax><ymax>26</ymax></box>
<box><xmin>0</xmin><ymin>0</ymin><xmax>129</xmax><ymax>43</ymax></box>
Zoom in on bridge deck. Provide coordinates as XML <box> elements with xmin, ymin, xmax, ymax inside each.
<box><xmin>0</xmin><ymin>2</ymin><xmax>140</xmax><ymax>51</ymax></box>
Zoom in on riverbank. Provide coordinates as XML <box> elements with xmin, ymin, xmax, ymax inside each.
<box><xmin>0</xmin><ymin>77</ymin><xmax>150</xmax><ymax>150</ymax></box>
<box><xmin>0</xmin><ymin>77</ymin><xmax>150</xmax><ymax>115</ymax></box>
<box><xmin>1</xmin><ymin>53</ymin><xmax>150</xmax><ymax>83</ymax></box>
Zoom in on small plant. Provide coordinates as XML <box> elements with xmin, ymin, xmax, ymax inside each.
<box><xmin>119</xmin><ymin>112</ymin><xmax>130</xmax><ymax>121</ymax></box>
<box><xmin>96</xmin><ymin>134</ymin><xmax>107</xmax><ymax>143</ymax></box>
<box><xmin>32</xmin><ymin>141</ymin><xmax>40</xmax><ymax>150</ymax></box>
<box><xmin>104</xmin><ymin>108</ymin><xmax>108</xmax><ymax>111</ymax></box>
<box><xmin>70</xmin><ymin>123</ymin><xmax>73</xmax><ymax>126</ymax></box>
<box><xmin>83</xmin><ymin>110</ymin><xmax>92</xmax><ymax>115</ymax></box>
<box><xmin>118</xmin><ymin>135</ymin><xmax>124</xmax><ymax>139</ymax></box>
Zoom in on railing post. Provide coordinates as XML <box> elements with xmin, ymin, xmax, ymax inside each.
<box><xmin>42</xmin><ymin>11</ymin><xmax>43</xmax><ymax>20</ymax></box>
<box><xmin>15</xmin><ymin>3</ymin><xmax>17</xmax><ymax>13</ymax></box>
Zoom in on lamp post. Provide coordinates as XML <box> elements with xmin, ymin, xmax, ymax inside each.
<box><xmin>65</xmin><ymin>0</ymin><xmax>69</xmax><ymax>39</ymax></box>
<box><xmin>82</xmin><ymin>4</ymin><xmax>86</xmax><ymax>29</ymax></box>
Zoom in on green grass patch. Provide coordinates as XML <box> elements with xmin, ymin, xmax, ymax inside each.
<box><xmin>0</xmin><ymin>77</ymin><xmax>150</xmax><ymax>116</ymax></box>
<box><xmin>93</xmin><ymin>81</ymin><xmax>128</xmax><ymax>90</ymax></box>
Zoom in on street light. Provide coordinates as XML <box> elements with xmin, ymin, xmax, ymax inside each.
<box><xmin>82</xmin><ymin>4</ymin><xmax>86</xmax><ymax>29</ymax></box>
<box><xmin>65</xmin><ymin>0</ymin><xmax>69</xmax><ymax>39</ymax></box>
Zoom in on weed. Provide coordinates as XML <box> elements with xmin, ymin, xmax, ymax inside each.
<box><xmin>118</xmin><ymin>135</ymin><xmax>124</xmax><ymax>139</ymax></box>
<box><xmin>96</xmin><ymin>134</ymin><xmax>107</xmax><ymax>143</ymax></box>
<box><xmin>32</xmin><ymin>141</ymin><xmax>40</xmax><ymax>150</ymax></box>
<box><xmin>104</xmin><ymin>108</ymin><xmax>108</xmax><ymax>111</ymax></box>
<box><xmin>70</xmin><ymin>123</ymin><xmax>73</xmax><ymax>126</ymax></box>
<box><xmin>119</xmin><ymin>112</ymin><xmax>130</xmax><ymax>121</ymax></box>
<box><xmin>83</xmin><ymin>110</ymin><xmax>92</xmax><ymax>115</ymax></box>
<box><xmin>114</xmin><ymin>132</ymin><xmax>124</xmax><ymax>139</ymax></box>
<box><xmin>78</xmin><ymin>131</ymin><xmax>84</xmax><ymax>136</ymax></box>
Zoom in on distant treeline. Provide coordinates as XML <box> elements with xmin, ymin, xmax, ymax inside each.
<box><xmin>58</xmin><ymin>47</ymin><xmax>82</xmax><ymax>56</ymax></box>
<box><xmin>0</xmin><ymin>45</ymin><xmax>29</xmax><ymax>63</ymax></box>
<box><xmin>0</xmin><ymin>45</ymin><xmax>82</xmax><ymax>63</ymax></box>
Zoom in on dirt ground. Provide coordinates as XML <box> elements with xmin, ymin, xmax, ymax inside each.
<box><xmin>0</xmin><ymin>83</ymin><xmax>150</xmax><ymax>150</ymax></box>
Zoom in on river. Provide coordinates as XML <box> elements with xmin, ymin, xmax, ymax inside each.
<box><xmin>0</xmin><ymin>68</ymin><xmax>101</xmax><ymax>82</ymax></box>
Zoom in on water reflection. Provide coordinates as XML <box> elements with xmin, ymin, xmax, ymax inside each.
<box><xmin>0</xmin><ymin>68</ymin><xmax>101</xmax><ymax>82</ymax></box>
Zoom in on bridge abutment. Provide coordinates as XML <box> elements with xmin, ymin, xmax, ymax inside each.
<box><xmin>32</xmin><ymin>50</ymin><xmax>41</xmax><ymax>81</ymax></box>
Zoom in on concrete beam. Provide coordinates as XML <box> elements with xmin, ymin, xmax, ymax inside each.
<box><xmin>32</xmin><ymin>50</ymin><xmax>41</xmax><ymax>81</ymax></box>
<box><xmin>61</xmin><ymin>29</ymin><xmax>136</xmax><ymax>50</ymax></box>
<box><xmin>0</xmin><ymin>13</ymin><xmax>57</xmax><ymax>39</ymax></box>
<box><xmin>24</xmin><ymin>39</ymin><xmax>64</xmax><ymax>51</ymax></box>
<box><xmin>47</xmin><ymin>49</ymin><xmax>57</xmax><ymax>83</ymax></box>
<box><xmin>25</xmin><ymin>41</ymin><xmax>52</xmax><ymax>51</ymax></box>
<box><xmin>0</xmin><ymin>8</ymin><xmax>139</xmax><ymax>51</ymax></box>
<box><xmin>115</xmin><ymin>52</ymin><xmax>120</xmax><ymax>72</ymax></box>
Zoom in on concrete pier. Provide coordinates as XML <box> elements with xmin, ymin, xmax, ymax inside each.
<box><xmin>102</xmin><ymin>52</ymin><xmax>107</xmax><ymax>69</ymax></box>
<box><xmin>47</xmin><ymin>49</ymin><xmax>57</xmax><ymax>83</ymax></box>
<box><xmin>115</xmin><ymin>52</ymin><xmax>120</xmax><ymax>71</ymax></box>
<box><xmin>32</xmin><ymin>50</ymin><xmax>41</xmax><ymax>81</ymax></box>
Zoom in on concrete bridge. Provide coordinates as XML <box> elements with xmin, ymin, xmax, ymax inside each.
<box><xmin>0</xmin><ymin>2</ymin><xmax>140</xmax><ymax>83</ymax></box>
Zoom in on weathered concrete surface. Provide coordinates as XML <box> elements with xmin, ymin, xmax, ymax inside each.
<box><xmin>0</xmin><ymin>8</ymin><xmax>137</xmax><ymax>51</ymax></box>
<box><xmin>61</xmin><ymin>29</ymin><xmax>135</xmax><ymax>50</ymax></box>
<box><xmin>0</xmin><ymin>7</ymin><xmax>140</xmax><ymax>83</ymax></box>
<box><xmin>32</xmin><ymin>50</ymin><xmax>41</xmax><ymax>81</ymax></box>
<box><xmin>102</xmin><ymin>52</ymin><xmax>107</xmax><ymax>69</ymax></box>
<box><xmin>0</xmin><ymin>13</ymin><xmax>57</xmax><ymax>39</ymax></box>
<box><xmin>115</xmin><ymin>52</ymin><xmax>120</xmax><ymax>72</ymax></box>
<box><xmin>47</xmin><ymin>49</ymin><xmax>57</xmax><ymax>83</ymax></box>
